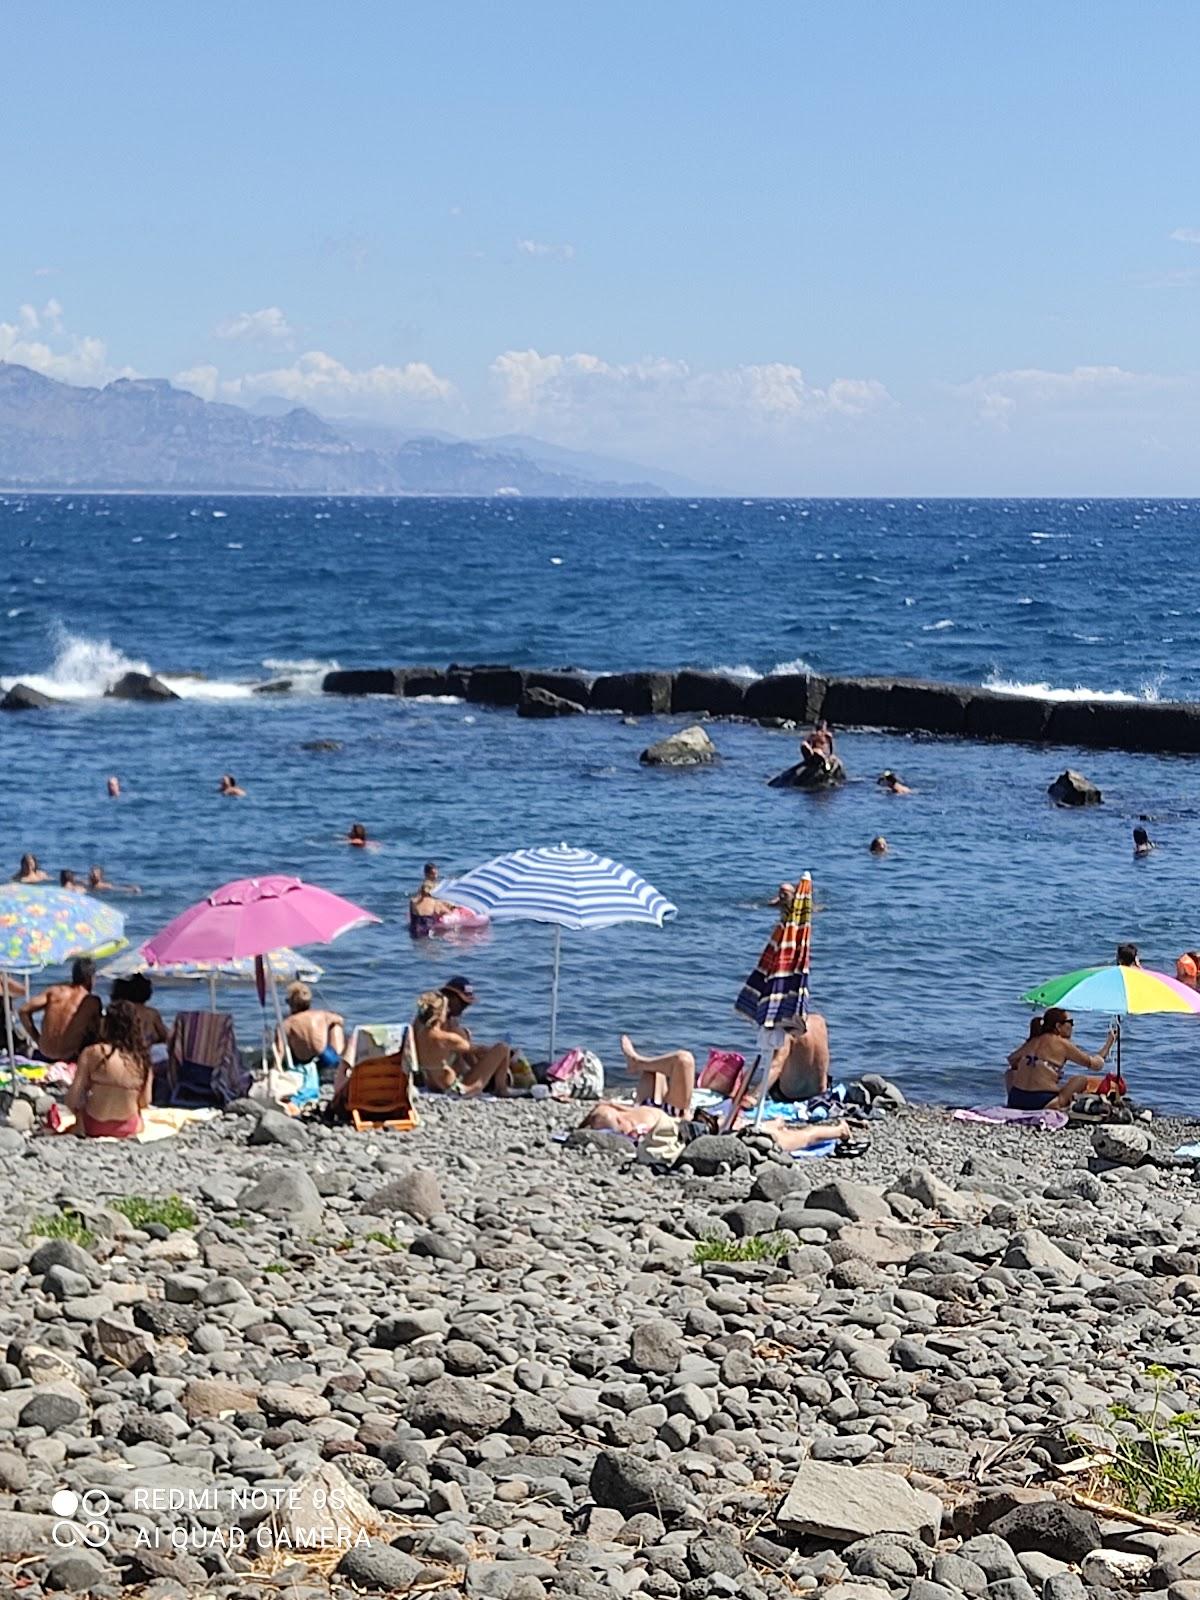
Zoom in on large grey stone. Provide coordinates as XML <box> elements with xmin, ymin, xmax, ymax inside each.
<box><xmin>363</xmin><ymin>1167</ymin><xmax>443</xmax><ymax>1222</ymax></box>
<box><xmin>640</xmin><ymin>725</ymin><xmax>719</xmax><ymax>767</ymax></box>
<box><xmin>991</xmin><ymin>1500</ymin><xmax>1101</xmax><ymax>1563</ymax></box>
<box><xmin>1092</xmin><ymin>1124</ymin><xmax>1154</xmax><ymax>1166</ymax></box>
<box><xmin>1003</xmin><ymin>1229</ymin><xmax>1081</xmax><ymax>1282</ymax></box>
<box><xmin>336</xmin><ymin>1538</ymin><xmax>423</xmax><ymax>1591</ymax></box>
<box><xmin>236</xmin><ymin>1165</ymin><xmax>324</xmax><ymax>1227</ymax></box>
<box><xmin>806</xmin><ymin>1178</ymin><xmax>894</xmax><ymax>1223</ymax></box>
<box><xmin>777</xmin><ymin>1462</ymin><xmax>941</xmax><ymax>1543</ymax></box>
<box><xmin>589</xmin><ymin>1449</ymin><xmax>694</xmax><ymax>1524</ymax></box>
<box><xmin>405</xmin><ymin>1377</ymin><xmax>511</xmax><ymax>1438</ymax></box>
<box><xmin>628</xmin><ymin>1320</ymin><xmax>683</xmax><ymax>1376</ymax></box>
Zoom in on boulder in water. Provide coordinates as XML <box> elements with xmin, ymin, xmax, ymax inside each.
<box><xmin>106</xmin><ymin>671</ymin><xmax>179</xmax><ymax>702</ymax></box>
<box><xmin>0</xmin><ymin>683</ymin><xmax>60</xmax><ymax>712</ymax></box>
<box><xmin>518</xmin><ymin>686</ymin><xmax>586</xmax><ymax>718</ymax></box>
<box><xmin>640</xmin><ymin>725</ymin><xmax>718</xmax><ymax>766</ymax></box>
<box><xmin>769</xmin><ymin>755</ymin><xmax>848</xmax><ymax>789</ymax></box>
<box><xmin>1048</xmin><ymin>769</ymin><xmax>1102</xmax><ymax>806</ymax></box>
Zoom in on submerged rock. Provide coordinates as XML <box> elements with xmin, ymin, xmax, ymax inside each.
<box><xmin>0</xmin><ymin>682</ymin><xmax>60</xmax><ymax>711</ymax></box>
<box><xmin>1048</xmin><ymin>769</ymin><xmax>1102</xmax><ymax>806</ymax></box>
<box><xmin>105</xmin><ymin>670</ymin><xmax>179</xmax><ymax>701</ymax></box>
<box><xmin>769</xmin><ymin>754</ymin><xmax>848</xmax><ymax>788</ymax></box>
<box><xmin>518</xmin><ymin>686</ymin><xmax>586</xmax><ymax>717</ymax></box>
<box><xmin>639</xmin><ymin>724</ymin><xmax>718</xmax><ymax>766</ymax></box>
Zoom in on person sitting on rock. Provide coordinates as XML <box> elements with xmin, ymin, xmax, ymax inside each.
<box><xmin>800</xmin><ymin>719</ymin><xmax>835</xmax><ymax>773</ymax></box>
<box><xmin>1005</xmin><ymin>1007</ymin><xmax>1116</xmax><ymax>1110</ymax></box>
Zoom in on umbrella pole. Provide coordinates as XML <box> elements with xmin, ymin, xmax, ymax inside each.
<box><xmin>549</xmin><ymin>926</ymin><xmax>562</xmax><ymax>1064</ymax></box>
<box><xmin>267</xmin><ymin>960</ymin><xmax>295</xmax><ymax>1073</ymax></box>
<box><xmin>752</xmin><ymin>1028</ymin><xmax>775</xmax><ymax>1127</ymax></box>
<box><xmin>208</xmin><ymin>974</ymin><xmax>217</xmax><ymax>1014</ymax></box>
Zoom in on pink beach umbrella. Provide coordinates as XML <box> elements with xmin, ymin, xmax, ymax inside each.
<box><xmin>143</xmin><ymin>875</ymin><xmax>378</xmax><ymax>966</ymax></box>
<box><xmin>143</xmin><ymin>876</ymin><xmax>380</xmax><ymax>1074</ymax></box>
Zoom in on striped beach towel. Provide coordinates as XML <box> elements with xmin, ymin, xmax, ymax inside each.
<box><xmin>160</xmin><ymin>1012</ymin><xmax>252</xmax><ymax>1107</ymax></box>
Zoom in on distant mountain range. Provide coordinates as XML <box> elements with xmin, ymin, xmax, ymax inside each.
<box><xmin>0</xmin><ymin>363</ymin><xmax>676</xmax><ymax>496</ymax></box>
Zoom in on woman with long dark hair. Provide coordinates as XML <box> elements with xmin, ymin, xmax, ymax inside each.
<box><xmin>65</xmin><ymin>1000</ymin><xmax>152</xmax><ymax>1138</ymax></box>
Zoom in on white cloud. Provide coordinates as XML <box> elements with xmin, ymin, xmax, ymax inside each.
<box><xmin>173</xmin><ymin>364</ymin><xmax>220</xmax><ymax>401</ymax></box>
<box><xmin>516</xmin><ymin>238</ymin><xmax>576</xmax><ymax>261</ymax></box>
<box><xmin>214</xmin><ymin>306</ymin><xmax>294</xmax><ymax>343</ymax></box>
<box><xmin>489</xmin><ymin>348</ymin><xmax>890</xmax><ymax>435</ymax></box>
<box><xmin>219</xmin><ymin>349</ymin><xmax>456</xmax><ymax>415</ymax></box>
<box><xmin>1170</xmin><ymin>227</ymin><xmax>1200</xmax><ymax>244</ymax></box>
<box><xmin>958</xmin><ymin>364</ymin><xmax>1182</xmax><ymax>428</ymax></box>
<box><xmin>0</xmin><ymin>300</ymin><xmax>133</xmax><ymax>385</ymax></box>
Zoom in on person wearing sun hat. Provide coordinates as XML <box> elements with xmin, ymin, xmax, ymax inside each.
<box><xmin>437</xmin><ymin>975</ymin><xmax>515</xmax><ymax>1094</ymax></box>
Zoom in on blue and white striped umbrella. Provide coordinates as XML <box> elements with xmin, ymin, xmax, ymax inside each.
<box><xmin>442</xmin><ymin>843</ymin><xmax>676</xmax><ymax>1059</ymax></box>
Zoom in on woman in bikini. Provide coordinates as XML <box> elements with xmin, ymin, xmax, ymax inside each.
<box><xmin>410</xmin><ymin>990</ymin><xmax>512</xmax><ymax>1094</ymax></box>
<box><xmin>1005</xmin><ymin>1007</ymin><xmax>1117</xmax><ymax>1111</ymax></box>
<box><xmin>65</xmin><ymin>1000</ymin><xmax>152</xmax><ymax>1138</ymax></box>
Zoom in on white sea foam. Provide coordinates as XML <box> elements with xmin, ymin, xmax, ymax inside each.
<box><xmin>0</xmin><ymin>627</ymin><xmax>335</xmax><ymax>703</ymax></box>
<box><xmin>984</xmin><ymin>673</ymin><xmax>1163</xmax><ymax>704</ymax></box>
<box><xmin>922</xmin><ymin>619</ymin><xmax>955</xmax><ymax>631</ymax></box>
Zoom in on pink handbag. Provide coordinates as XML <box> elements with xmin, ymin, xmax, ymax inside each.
<box><xmin>698</xmin><ymin>1049</ymin><xmax>745</xmax><ymax>1096</ymax></box>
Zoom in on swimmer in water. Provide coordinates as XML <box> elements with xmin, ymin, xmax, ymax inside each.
<box><xmin>14</xmin><ymin>853</ymin><xmax>48</xmax><ymax>884</ymax></box>
<box><xmin>87</xmin><ymin>865</ymin><xmax>140</xmax><ymax>895</ymax></box>
<box><xmin>218</xmin><ymin>774</ymin><xmax>246</xmax><ymax>798</ymax></box>
<box><xmin>59</xmin><ymin>869</ymin><xmax>86</xmax><ymax>892</ymax></box>
<box><xmin>106</xmin><ymin>776</ymin><xmax>121</xmax><ymax>798</ymax></box>
<box><xmin>347</xmin><ymin>823</ymin><xmax>369</xmax><ymax>848</ymax></box>
<box><xmin>869</xmin><ymin>836</ymin><xmax>889</xmax><ymax>855</ymax></box>
<box><xmin>878</xmin><ymin>770</ymin><xmax>913</xmax><ymax>795</ymax></box>
<box><xmin>1133</xmin><ymin>826</ymin><xmax>1155</xmax><ymax>858</ymax></box>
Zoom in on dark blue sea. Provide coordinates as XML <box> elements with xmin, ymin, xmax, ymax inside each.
<box><xmin>3</xmin><ymin>495</ymin><xmax>1200</xmax><ymax>1110</ymax></box>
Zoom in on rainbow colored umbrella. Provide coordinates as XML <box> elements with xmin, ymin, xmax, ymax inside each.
<box><xmin>1021</xmin><ymin>964</ymin><xmax>1200</xmax><ymax>1077</ymax></box>
<box><xmin>0</xmin><ymin>885</ymin><xmax>126</xmax><ymax>975</ymax></box>
<box><xmin>0</xmin><ymin>884</ymin><xmax>127</xmax><ymax>1072</ymax></box>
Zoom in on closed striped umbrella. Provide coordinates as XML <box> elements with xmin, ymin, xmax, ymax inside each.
<box><xmin>734</xmin><ymin>873</ymin><xmax>813</xmax><ymax>1125</ymax></box>
<box><xmin>442</xmin><ymin>844</ymin><xmax>676</xmax><ymax>1059</ymax></box>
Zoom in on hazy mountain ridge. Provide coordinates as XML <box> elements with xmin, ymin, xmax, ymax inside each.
<box><xmin>0</xmin><ymin>364</ymin><xmax>671</xmax><ymax>496</ymax></box>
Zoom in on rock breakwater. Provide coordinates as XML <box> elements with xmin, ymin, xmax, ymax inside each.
<box><xmin>321</xmin><ymin>665</ymin><xmax>1200</xmax><ymax>755</ymax></box>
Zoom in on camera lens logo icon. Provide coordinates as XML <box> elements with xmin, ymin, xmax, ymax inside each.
<box><xmin>52</xmin><ymin>1488</ymin><xmax>111</xmax><ymax>1546</ymax></box>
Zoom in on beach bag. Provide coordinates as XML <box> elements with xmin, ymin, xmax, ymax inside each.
<box><xmin>547</xmin><ymin>1048</ymin><xmax>605</xmax><ymax>1098</ymax></box>
<box><xmin>699</xmin><ymin>1049</ymin><xmax>746</xmax><ymax>1097</ymax></box>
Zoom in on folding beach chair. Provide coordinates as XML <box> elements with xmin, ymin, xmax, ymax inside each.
<box><xmin>341</xmin><ymin>1025</ymin><xmax>419</xmax><ymax>1131</ymax></box>
<box><xmin>159</xmin><ymin>1012</ymin><xmax>252</xmax><ymax>1107</ymax></box>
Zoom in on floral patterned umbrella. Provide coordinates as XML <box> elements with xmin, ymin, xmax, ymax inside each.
<box><xmin>0</xmin><ymin>885</ymin><xmax>126</xmax><ymax>975</ymax></box>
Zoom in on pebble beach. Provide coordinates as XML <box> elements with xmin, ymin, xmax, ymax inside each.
<box><xmin>1</xmin><ymin>1088</ymin><xmax>1199</xmax><ymax>1600</ymax></box>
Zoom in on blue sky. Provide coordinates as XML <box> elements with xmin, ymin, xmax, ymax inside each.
<box><xmin>4</xmin><ymin>1</ymin><xmax>1200</xmax><ymax>492</ymax></box>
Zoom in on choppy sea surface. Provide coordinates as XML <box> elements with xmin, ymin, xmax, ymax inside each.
<box><xmin>3</xmin><ymin>494</ymin><xmax>1200</xmax><ymax>1111</ymax></box>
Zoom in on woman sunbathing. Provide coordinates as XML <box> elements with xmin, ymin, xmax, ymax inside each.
<box><xmin>580</xmin><ymin>1098</ymin><xmax>854</xmax><ymax>1153</ymax></box>
<box><xmin>1005</xmin><ymin>1007</ymin><xmax>1116</xmax><ymax>1110</ymax></box>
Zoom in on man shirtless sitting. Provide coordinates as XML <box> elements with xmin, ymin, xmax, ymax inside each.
<box><xmin>19</xmin><ymin>958</ymin><xmax>102</xmax><ymax>1063</ymax></box>
<box><xmin>766</xmin><ymin>1012</ymin><xmax>830</xmax><ymax>1101</ymax></box>
<box><xmin>275</xmin><ymin>982</ymin><xmax>345</xmax><ymax>1066</ymax></box>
